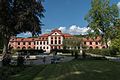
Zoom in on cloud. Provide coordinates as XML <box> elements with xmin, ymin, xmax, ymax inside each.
<box><xmin>58</xmin><ymin>27</ymin><xmax>66</xmax><ymax>32</ymax></box>
<box><xmin>117</xmin><ymin>2</ymin><xmax>120</xmax><ymax>9</ymax></box>
<box><xmin>17</xmin><ymin>32</ymin><xmax>32</xmax><ymax>38</ymax></box>
<box><xmin>68</xmin><ymin>25</ymin><xmax>89</xmax><ymax>35</ymax></box>
<box><xmin>58</xmin><ymin>25</ymin><xmax>89</xmax><ymax>35</ymax></box>
<box><xmin>42</xmin><ymin>25</ymin><xmax>89</xmax><ymax>35</ymax></box>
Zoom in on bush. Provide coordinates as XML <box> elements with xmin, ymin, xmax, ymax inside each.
<box><xmin>85</xmin><ymin>48</ymin><xmax>117</xmax><ymax>56</ymax></box>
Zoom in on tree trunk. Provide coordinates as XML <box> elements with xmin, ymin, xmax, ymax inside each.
<box><xmin>2</xmin><ymin>38</ymin><xmax>10</xmax><ymax>56</ymax></box>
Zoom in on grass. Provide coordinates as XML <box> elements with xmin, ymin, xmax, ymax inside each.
<box><xmin>10</xmin><ymin>60</ymin><xmax>120</xmax><ymax>80</ymax></box>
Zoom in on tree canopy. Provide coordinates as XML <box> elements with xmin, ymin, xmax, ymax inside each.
<box><xmin>85</xmin><ymin>0</ymin><xmax>119</xmax><ymax>47</ymax></box>
<box><xmin>0</xmin><ymin>0</ymin><xmax>45</xmax><ymax>54</ymax></box>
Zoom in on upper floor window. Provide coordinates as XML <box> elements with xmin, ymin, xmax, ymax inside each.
<box><xmin>55</xmin><ymin>37</ymin><xmax>57</xmax><ymax>39</ymax></box>
<box><xmin>44</xmin><ymin>41</ymin><xmax>45</xmax><ymax>45</ymax></box>
<box><xmin>18</xmin><ymin>42</ymin><xmax>20</xmax><ymax>45</ymax></box>
<box><xmin>40</xmin><ymin>41</ymin><xmax>42</xmax><ymax>45</ymax></box>
<box><xmin>51</xmin><ymin>40</ymin><xmax>53</xmax><ymax>44</ymax></box>
<box><xmin>51</xmin><ymin>37</ymin><xmax>53</xmax><ymax>39</ymax></box>
<box><xmin>59</xmin><ymin>40</ymin><xmax>61</xmax><ymax>44</ymax></box>
<box><xmin>59</xmin><ymin>36</ymin><xmax>61</xmax><ymax>39</ymax></box>
<box><xmin>29</xmin><ymin>42</ymin><xmax>31</xmax><ymax>45</ymax></box>
<box><xmin>84</xmin><ymin>42</ymin><xmax>86</xmax><ymax>45</ymax></box>
<box><xmin>47</xmin><ymin>41</ymin><xmax>48</xmax><ymax>45</ymax></box>
<box><xmin>37</xmin><ymin>42</ymin><xmax>39</xmax><ymax>45</ymax></box>
<box><xmin>55</xmin><ymin>40</ymin><xmax>57</xmax><ymax>44</ymax></box>
<box><xmin>90</xmin><ymin>42</ymin><xmax>92</xmax><ymax>45</ymax></box>
<box><xmin>96</xmin><ymin>42</ymin><xmax>98</xmax><ymax>45</ymax></box>
<box><xmin>23</xmin><ymin>42</ymin><xmax>25</xmax><ymax>45</ymax></box>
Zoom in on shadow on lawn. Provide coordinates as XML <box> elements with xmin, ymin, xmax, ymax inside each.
<box><xmin>33</xmin><ymin>60</ymin><xmax>120</xmax><ymax>80</ymax></box>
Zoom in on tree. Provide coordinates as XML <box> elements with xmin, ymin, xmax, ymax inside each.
<box><xmin>111</xmin><ymin>19</ymin><xmax>120</xmax><ymax>53</ymax></box>
<box><xmin>0</xmin><ymin>0</ymin><xmax>45</xmax><ymax>56</ymax></box>
<box><xmin>63</xmin><ymin>37</ymin><xmax>82</xmax><ymax>58</ymax></box>
<box><xmin>85</xmin><ymin>0</ymin><xmax>119</xmax><ymax>47</ymax></box>
<box><xmin>0</xmin><ymin>34</ymin><xmax>3</xmax><ymax>49</ymax></box>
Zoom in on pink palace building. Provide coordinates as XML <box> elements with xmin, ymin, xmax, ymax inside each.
<box><xmin>9</xmin><ymin>29</ymin><xmax>106</xmax><ymax>53</ymax></box>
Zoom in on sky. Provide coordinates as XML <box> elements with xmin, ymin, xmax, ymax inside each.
<box><xmin>17</xmin><ymin>0</ymin><xmax>120</xmax><ymax>37</ymax></box>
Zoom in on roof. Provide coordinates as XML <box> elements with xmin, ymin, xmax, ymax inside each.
<box><xmin>40</xmin><ymin>34</ymin><xmax>49</xmax><ymax>37</ymax></box>
<box><xmin>10</xmin><ymin>38</ymin><xmax>37</xmax><ymax>42</ymax></box>
<box><xmin>50</xmin><ymin>29</ymin><xmax>63</xmax><ymax>35</ymax></box>
<box><xmin>63</xmin><ymin>34</ymin><xmax>73</xmax><ymax>37</ymax></box>
<box><xmin>82</xmin><ymin>36</ymin><xmax>101</xmax><ymax>42</ymax></box>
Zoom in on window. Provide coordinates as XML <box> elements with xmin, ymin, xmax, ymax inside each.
<box><xmin>51</xmin><ymin>40</ymin><xmax>53</xmax><ymax>44</ymax></box>
<box><xmin>90</xmin><ymin>42</ymin><xmax>92</xmax><ymax>45</ymax></box>
<box><xmin>96</xmin><ymin>46</ymin><xmax>99</xmax><ymax>48</ymax></box>
<box><xmin>43</xmin><ymin>46</ymin><xmax>45</xmax><ymax>49</ymax></box>
<box><xmin>59</xmin><ymin>40</ymin><xmax>61</xmax><ymax>44</ymax></box>
<box><xmin>51</xmin><ymin>46</ymin><xmax>53</xmax><ymax>49</ymax></box>
<box><xmin>17</xmin><ymin>47</ymin><xmax>20</xmax><ymax>49</ymax></box>
<box><xmin>84</xmin><ymin>42</ymin><xmax>86</xmax><ymax>45</ymax></box>
<box><xmin>37</xmin><ymin>47</ymin><xmax>39</xmax><ymax>50</ymax></box>
<box><xmin>40</xmin><ymin>41</ymin><xmax>42</xmax><ymax>45</ymax></box>
<box><xmin>47</xmin><ymin>41</ymin><xmax>48</xmax><ymax>45</ymax></box>
<box><xmin>59</xmin><ymin>46</ymin><xmax>61</xmax><ymax>49</ymax></box>
<box><xmin>90</xmin><ymin>46</ymin><xmax>93</xmax><ymax>49</ymax></box>
<box><xmin>40</xmin><ymin>47</ymin><xmax>42</xmax><ymax>49</ymax></box>
<box><xmin>22</xmin><ymin>47</ymin><xmax>26</xmax><ymax>49</ymax></box>
<box><xmin>18</xmin><ymin>42</ymin><xmax>20</xmax><ymax>45</ymax></box>
<box><xmin>37</xmin><ymin>42</ymin><xmax>39</xmax><ymax>45</ymax></box>
<box><xmin>28</xmin><ymin>47</ymin><xmax>31</xmax><ymax>49</ymax></box>
<box><xmin>55</xmin><ymin>36</ymin><xmax>57</xmax><ymax>39</ymax></box>
<box><xmin>29</xmin><ymin>42</ymin><xmax>31</xmax><ymax>45</ymax></box>
<box><xmin>23</xmin><ymin>42</ymin><xmax>25</xmax><ymax>45</ymax></box>
<box><xmin>33</xmin><ymin>47</ymin><xmax>35</xmax><ymax>49</ymax></box>
<box><xmin>59</xmin><ymin>36</ymin><xmax>61</xmax><ymax>39</ymax></box>
<box><xmin>55</xmin><ymin>40</ymin><xmax>57</xmax><ymax>44</ymax></box>
<box><xmin>96</xmin><ymin>42</ymin><xmax>98</xmax><ymax>45</ymax></box>
<box><xmin>44</xmin><ymin>41</ymin><xmax>45</xmax><ymax>45</ymax></box>
<box><xmin>102</xmin><ymin>46</ymin><xmax>105</xmax><ymax>48</ymax></box>
<box><xmin>34</xmin><ymin>42</ymin><xmax>35</xmax><ymax>45</ymax></box>
<box><xmin>51</xmin><ymin>37</ymin><xmax>53</xmax><ymax>39</ymax></box>
<box><xmin>47</xmin><ymin>46</ymin><xmax>49</xmax><ymax>49</ymax></box>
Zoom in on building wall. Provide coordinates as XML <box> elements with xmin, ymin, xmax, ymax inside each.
<box><xmin>9</xmin><ymin>29</ymin><xmax>107</xmax><ymax>53</ymax></box>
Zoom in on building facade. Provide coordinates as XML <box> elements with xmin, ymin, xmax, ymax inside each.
<box><xmin>9</xmin><ymin>29</ymin><xmax>72</xmax><ymax>53</ymax></box>
<box><xmin>9</xmin><ymin>29</ymin><xmax>106</xmax><ymax>53</ymax></box>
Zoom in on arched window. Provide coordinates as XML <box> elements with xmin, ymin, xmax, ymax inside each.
<box><xmin>17</xmin><ymin>47</ymin><xmax>20</xmax><ymax>49</ymax></box>
<box><xmin>90</xmin><ymin>46</ymin><xmax>93</xmax><ymax>49</ymax></box>
<box><xmin>22</xmin><ymin>47</ymin><xmax>26</xmax><ymax>50</ymax></box>
<box><xmin>28</xmin><ymin>47</ymin><xmax>31</xmax><ymax>49</ymax></box>
<box><xmin>96</xmin><ymin>46</ymin><xmax>99</xmax><ymax>48</ymax></box>
<box><xmin>102</xmin><ymin>46</ymin><xmax>105</xmax><ymax>48</ymax></box>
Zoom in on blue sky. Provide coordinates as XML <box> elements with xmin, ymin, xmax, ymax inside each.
<box><xmin>17</xmin><ymin>0</ymin><xmax>120</xmax><ymax>37</ymax></box>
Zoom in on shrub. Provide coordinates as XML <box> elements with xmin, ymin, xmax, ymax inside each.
<box><xmin>85</xmin><ymin>48</ymin><xmax>116</xmax><ymax>56</ymax></box>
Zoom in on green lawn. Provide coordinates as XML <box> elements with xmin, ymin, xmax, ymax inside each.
<box><xmin>10</xmin><ymin>60</ymin><xmax>120</xmax><ymax>80</ymax></box>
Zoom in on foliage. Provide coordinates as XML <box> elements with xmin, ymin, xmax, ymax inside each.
<box><xmin>63</xmin><ymin>37</ymin><xmax>81</xmax><ymax>50</ymax></box>
<box><xmin>0</xmin><ymin>0</ymin><xmax>45</xmax><ymax>54</ymax></box>
<box><xmin>85</xmin><ymin>0</ymin><xmax>119</xmax><ymax>47</ymax></box>
<box><xmin>86</xmin><ymin>48</ymin><xmax>118</xmax><ymax>56</ymax></box>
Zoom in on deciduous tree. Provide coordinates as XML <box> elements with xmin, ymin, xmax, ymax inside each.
<box><xmin>0</xmin><ymin>0</ymin><xmax>45</xmax><ymax>56</ymax></box>
<box><xmin>85</xmin><ymin>0</ymin><xmax>119</xmax><ymax>47</ymax></box>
